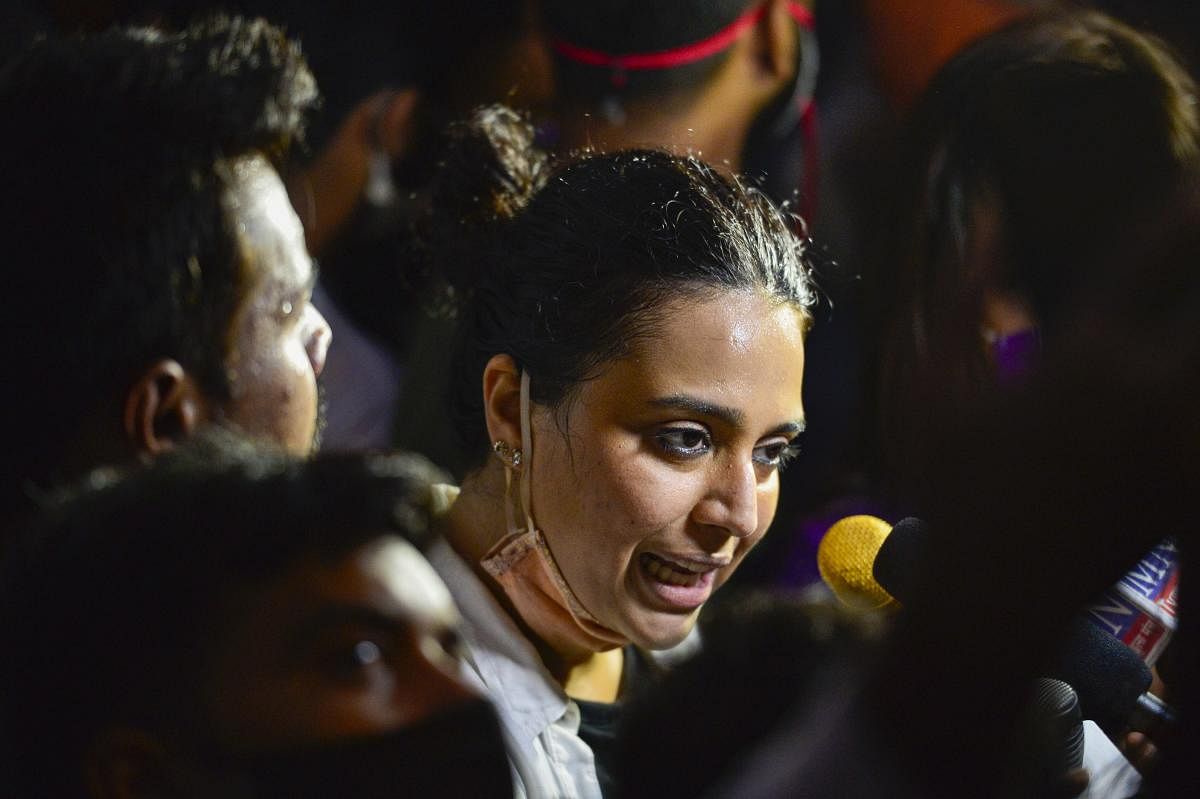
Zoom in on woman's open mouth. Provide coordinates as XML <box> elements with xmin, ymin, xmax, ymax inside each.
<box><xmin>636</xmin><ymin>552</ymin><xmax>725</xmax><ymax>610</ymax></box>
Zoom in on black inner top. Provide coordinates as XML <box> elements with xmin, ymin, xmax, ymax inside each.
<box><xmin>575</xmin><ymin>646</ymin><xmax>655</xmax><ymax>798</ymax></box>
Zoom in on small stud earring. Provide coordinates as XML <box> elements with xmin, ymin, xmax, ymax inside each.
<box><xmin>492</xmin><ymin>439</ymin><xmax>522</xmax><ymax>468</ymax></box>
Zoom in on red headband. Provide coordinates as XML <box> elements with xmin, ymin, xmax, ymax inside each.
<box><xmin>552</xmin><ymin>2</ymin><xmax>814</xmax><ymax>72</ymax></box>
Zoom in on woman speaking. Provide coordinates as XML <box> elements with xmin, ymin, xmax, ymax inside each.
<box><xmin>420</xmin><ymin>105</ymin><xmax>815</xmax><ymax>798</ymax></box>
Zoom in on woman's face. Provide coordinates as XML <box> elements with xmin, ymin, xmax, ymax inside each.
<box><xmin>527</xmin><ymin>290</ymin><xmax>807</xmax><ymax>650</ymax></box>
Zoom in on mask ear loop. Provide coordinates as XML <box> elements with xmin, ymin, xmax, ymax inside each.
<box><xmin>518</xmin><ymin>370</ymin><xmax>536</xmax><ymax>535</ymax></box>
<box><xmin>502</xmin><ymin>466</ymin><xmax>519</xmax><ymax>537</ymax></box>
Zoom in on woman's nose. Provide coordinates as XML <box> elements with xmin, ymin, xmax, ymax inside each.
<box><xmin>692</xmin><ymin>456</ymin><xmax>760</xmax><ymax>540</ymax></box>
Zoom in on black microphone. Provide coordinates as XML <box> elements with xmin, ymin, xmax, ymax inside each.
<box><xmin>871</xmin><ymin>516</ymin><xmax>929</xmax><ymax>602</ymax></box>
<box><xmin>818</xmin><ymin>515</ymin><xmax>1164</xmax><ymax>737</ymax></box>
<box><xmin>1022</xmin><ymin>678</ymin><xmax>1087</xmax><ymax>783</ymax></box>
<box><xmin>1052</xmin><ymin>621</ymin><xmax>1153</xmax><ymax>736</ymax></box>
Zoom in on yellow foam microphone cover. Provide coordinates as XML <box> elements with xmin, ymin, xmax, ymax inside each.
<box><xmin>816</xmin><ymin>515</ymin><xmax>898</xmax><ymax>610</ymax></box>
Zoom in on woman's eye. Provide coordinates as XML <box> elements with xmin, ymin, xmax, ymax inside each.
<box><xmin>655</xmin><ymin>427</ymin><xmax>711</xmax><ymax>458</ymax></box>
<box><xmin>753</xmin><ymin>441</ymin><xmax>801</xmax><ymax>470</ymax></box>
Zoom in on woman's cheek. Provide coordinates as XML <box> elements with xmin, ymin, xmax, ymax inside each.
<box><xmin>755</xmin><ymin>476</ymin><xmax>782</xmax><ymax>534</ymax></box>
<box><xmin>603</xmin><ymin>454</ymin><xmax>705</xmax><ymax>534</ymax></box>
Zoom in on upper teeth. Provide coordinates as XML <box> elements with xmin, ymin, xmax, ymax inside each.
<box><xmin>659</xmin><ymin>555</ymin><xmax>697</xmax><ymax>572</ymax></box>
<box><xmin>646</xmin><ymin>555</ymin><xmax>704</xmax><ymax>586</ymax></box>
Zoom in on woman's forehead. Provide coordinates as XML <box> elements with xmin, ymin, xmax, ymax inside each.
<box><xmin>579</xmin><ymin>291</ymin><xmax>807</xmax><ymax>425</ymax></box>
<box><xmin>638</xmin><ymin>290</ymin><xmax>805</xmax><ymax>363</ymax></box>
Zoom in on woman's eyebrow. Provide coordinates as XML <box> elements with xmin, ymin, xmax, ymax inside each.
<box><xmin>770</xmin><ymin>420</ymin><xmax>806</xmax><ymax>437</ymax></box>
<box><xmin>650</xmin><ymin>395</ymin><xmax>806</xmax><ymax>436</ymax></box>
<box><xmin>650</xmin><ymin>394</ymin><xmax>744</xmax><ymax>427</ymax></box>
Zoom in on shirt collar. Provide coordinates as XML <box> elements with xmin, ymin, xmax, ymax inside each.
<box><xmin>426</xmin><ymin>536</ymin><xmax>574</xmax><ymax>748</ymax></box>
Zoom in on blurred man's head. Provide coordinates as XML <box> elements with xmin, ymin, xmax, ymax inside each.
<box><xmin>544</xmin><ymin>0</ymin><xmax>814</xmax><ymax>169</ymax></box>
<box><xmin>0</xmin><ymin>440</ymin><xmax>510</xmax><ymax>798</ymax></box>
<box><xmin>0</xmin><ymin>17</ymin><xmax>331</xmax><ymax>517</ymax></box>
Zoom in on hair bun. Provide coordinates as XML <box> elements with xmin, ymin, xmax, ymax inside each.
<box><xmin>449</xmin><ymin>105</ymin><xmax>550</xmax><ymax>220</ymax></box>
<box><xmin>423</xmin><ymin>105</ymin><xmax>550</xmax><ymax>295</ymax></box>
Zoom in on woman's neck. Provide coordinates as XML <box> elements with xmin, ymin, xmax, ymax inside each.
<box><xmin>441</xmin><ymin>465</ymin><xmax>624</xmax><ymax>702</ymax></box>
<box><xmin>552</xmin><ymin>647</ymin><xmax>624</xmax><ymax>703</ymax></box>
<box><xmin>440</xmin><ymin>465</ymin><xmax>509</xmax><ymax>564</ymax></box>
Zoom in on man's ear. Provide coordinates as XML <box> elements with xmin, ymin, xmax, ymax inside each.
<box><xmin>751</xmin><ymin>0</ymin><xmax>799</xmax><ymax>87</ymax></box>
<box><xmin>122</xmin><ymin>360</ymin><xmax>209</xmax><ymax>456</ymax></box>
<box><xmin>84</xmin><ymin>727</ymin><xmax>175</xmax><ymax>799</ymax></box>
<box><xmin>481</xmin><ymin>354</ymin><xmax>523</xmax><ymax>451</ymax></box>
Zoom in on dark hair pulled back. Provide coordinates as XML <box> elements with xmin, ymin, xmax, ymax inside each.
<box><xmin>422</xmin><ymin>105</ymin><xmax>815</xmax><ymax>466</ymax></box>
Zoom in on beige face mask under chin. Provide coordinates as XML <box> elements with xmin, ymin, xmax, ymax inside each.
<box><xmin>479</xmin><ymin>371</ymin><xmax>628</xmax><ymax>655</ymax></box>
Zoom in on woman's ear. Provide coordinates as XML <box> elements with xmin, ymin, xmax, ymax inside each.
<box><xmin>122</xmin><ymin>359</ymin><xmax>209</xmax><ymax>456</ymax></box>
<box><xmin>481</xmin><ymin>353</ymin><xmax>524</xmax><ymax>450</ymax></box>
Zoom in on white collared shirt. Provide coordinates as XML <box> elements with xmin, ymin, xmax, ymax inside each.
<box><xmin>426</xmin><ymin>536</ymin><xmax>605</xmax><ymax>799</ymax></box>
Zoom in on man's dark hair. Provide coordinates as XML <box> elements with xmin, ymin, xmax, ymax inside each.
<box><xmin>0</xmin><ymin>16</ymin><xmax>317</xmax><ymax>500</ymax></box>
<box><xmin>541</xmin><ymin>0</ymin><xmax>756</xmax><ymax>106</ymax></box>
<box><xmin>617</xmin><ymin>594</ymin><xmax>881</xmax><ymax>798</ymax></box>
<box><xmin>0</xmin><ymin>436</ymin><xmax>444</xmax><ymax>798</ymax></box>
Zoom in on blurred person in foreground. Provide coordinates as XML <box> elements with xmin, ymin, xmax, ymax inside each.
<box><xmin>862</xmin><ymin>9</ymin><xmax>1200</xmax><ymax>793</ymax></box>
<box><xmin>875</xmin><ymin>9</ymin><xmax>1200</xmax><ymax>499</ymax></box>
<box><xmin>0</xmin><ymin>438</ymin><xmax>512</xmax><ymax>798</ymax></box>
<box><xmin>0</xmin><ymin>16</ymin><xmax>331</xmax><ymax>524</ymax></box>
<box><xmin>614</xmin><ymin>593</ymin><xmax>884</xmax><ymax>799</ymax></box>
<box><xmin>862</xmin><ymin>183</ymin><xmax>1200</xmax><ymax>799</ymax></box>
<box><xmin>871</xmin><ymin>14</ymin><xmax>1198</xmax><ymax>774</ymax></box>
<box><xmin>706</xmin><ymin>10</ymin><xmax>1200</xmax><ymax>793</ymax></box>
<box><xmin>703</xmin><ymin>176</ymin><xmax>1200</xmax><ymax>799</ymax></box>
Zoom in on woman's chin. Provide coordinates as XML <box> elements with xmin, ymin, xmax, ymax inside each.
<box><xmin>625</xmin><ymin>609</ymin><xmax>700</xmax><ymax>651</ymax></box>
